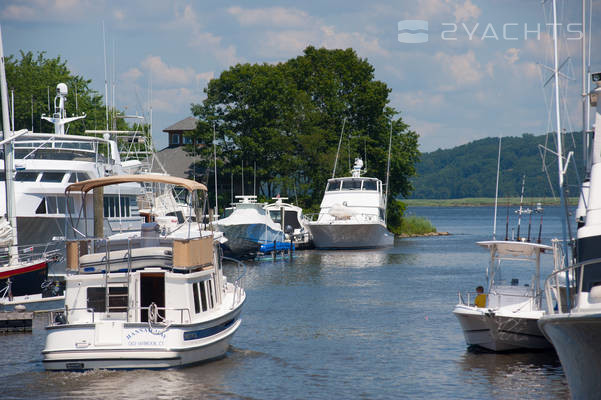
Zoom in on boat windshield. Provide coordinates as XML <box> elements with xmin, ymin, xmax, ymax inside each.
<box><xmin>327</xmin><ymin>178</ymin><xmax>379</xmax><ymax>191</ymax></box>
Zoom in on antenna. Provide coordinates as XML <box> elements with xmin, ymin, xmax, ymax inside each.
<box><xmin>505</xmin><ymin>199</ymin><xmax>509</xmax><ymax>241</ymax></box>
<box><xmin>527</xmin><ymin>204</ymin><xmax>533</xmax><ymax>242</ymax></box>
<box><xmin>253</xmin><ymin>161</ymin><xmax>256</xmax><ymax>197</ymax></box>
<box><xmin>384</xmin><ymin>120</ymin><xmax>393</xmax><ymax>223</ymax></box>
<box><xmin>332</xmin><ymin>118</ymin><xmax>346</xmax><ymax>179</ymax></box>
<box><xmin>102</xmin><ymin>21</ymin><xmax>109</xmax><ymax>131</ymax></box>
<box><xmin>241</xmin><ymin>159</ymin><xmax>244</xmax><ymax>196</ymax></box>
<box><xmin>493</xmin><ymin>136</ymin><xmax>502</xmax><ymax>239</ymax></box>
<box><xmin>213</xmin><ymin>122</ymin><xmax>218</xmax><ymax>215</ymax></box>
<box><xmin>516</xmin><ymin>175</ymin><xmax>526</xmax><ymax>240</ymax></box>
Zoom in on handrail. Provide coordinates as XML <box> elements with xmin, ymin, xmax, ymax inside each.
<box><xmin>222</xmin><ymin>256</ymin><xmax>246</xmax><ymax>309</ymax></box>
<box><xmin>541</xmin><ymin>256</ymin><xmax>601</xmax><ymax>314</ymax></box>
<box><xmin>303</xmin><ymin>212</ymin><xmax>384</xmax><ymax>223</ymax></box>
<box><xmin>50</xmin><ymin>305</ymin><xmax>193</xmax><ymax>325</ymax></box>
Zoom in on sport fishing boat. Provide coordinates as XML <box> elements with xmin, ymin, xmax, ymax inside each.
<box><xmin>214</xmin><ymin>195</ymin><xmax>285</xmax><ymax>257</ymax></box>
<box><xmin>454</xmin><ymin>240</ymin><xmax>553</xmax><ymax>351</ymax></box>
<box><xmin>306</xmin><ymin>158</ymin><xmax>393</xmax><ymax>249</ymax></box>
<box><xmin>42</xmin><ymin>174</ymin><xmax>246</xmax><ymax>370</ymax></box>
<box><xmin>264</xmin><ymin>196</ymin><xmax>312</xmax><ymax>249</ymax></box>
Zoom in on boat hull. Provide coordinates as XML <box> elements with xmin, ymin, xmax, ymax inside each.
<box><xmin>43</xmin><ymin>304</ymin><xmax>244</xmax><ymax>370</ymax></box>
<box><xmin>538</xmin><ymin>313</ymin><xmax>601</xmax><ymax>399</ymax></box>
<box><xmin>308</xmin><ymin>222</ymin><xmax>393</xmax><ymax>249</ymax></box>
<box><xmin>454</xmin><ymin>305</ymin><xmax>550</xmax><ymax>351</ymax></box>
<box><xmin>216</xmin><ymin>223</ymin><xmax>283</xmax><ymax>256</ymax></box>
<box><xmin>0</xmin><ymin>260</ymin><xmax>49</xmax><ymax>298</ymax></box>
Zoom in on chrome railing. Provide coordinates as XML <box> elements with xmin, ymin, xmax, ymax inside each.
<box><xmin>542</xmin><ymin>256</ymin><xmax>601</xmax><ymax>315</ymax></box>
<box><xmin>49</xmin><ymin>305</ymin><xmax>193</xmax><ymax>326</ymax></box>
<box><xmin>222</xmin><ymin>256</ymin><xmax>246</xmax><ymax>309</ymax></box>
<box><xmin>303</xmin><ymin>212</ymin><xmax>383</xmax><ymax>223</ymax></box>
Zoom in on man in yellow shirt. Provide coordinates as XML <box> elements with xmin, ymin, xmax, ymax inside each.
<box><xmin>474</xmin><ymin>286</ymin><xmax>487</xmax><ymax>308</ymax></box>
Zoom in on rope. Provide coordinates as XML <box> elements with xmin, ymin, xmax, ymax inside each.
<box><xmin>147</xmin><ymin>302</ymin><xmax>171</xmax><ymax>335</ymax></box>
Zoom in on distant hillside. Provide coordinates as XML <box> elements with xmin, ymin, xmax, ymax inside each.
<box><xmin>410</xmin><ymin>133</ymin><xmax>584</xmax><ymax>199</ymax></box>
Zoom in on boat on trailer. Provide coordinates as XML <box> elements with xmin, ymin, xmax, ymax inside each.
<box><xmin>42</xmin><ymin>174</ymin><xmax>246</xmax><ymax>370</ymax></box>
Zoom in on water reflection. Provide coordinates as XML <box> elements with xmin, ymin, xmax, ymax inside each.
<box><xmin>458</xmin><ymin>349</ymin><xmax>568</xmax><ymax>399</ymax></box>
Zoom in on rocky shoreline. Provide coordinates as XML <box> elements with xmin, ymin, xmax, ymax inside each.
<box><xmin>397</xmin><ymin>231</ymin><xmax>450</xmax><ymax>238</ymax></box>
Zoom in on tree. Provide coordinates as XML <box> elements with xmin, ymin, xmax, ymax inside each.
<box><xmin>4</xmin><ymin>51</ymin><xmax>120</xmax><ymax>134</ymax></box>
<box><xmin>190</xmin><ymin>46</ymin><xmax>420</xmax><ymax>230</ymax></box>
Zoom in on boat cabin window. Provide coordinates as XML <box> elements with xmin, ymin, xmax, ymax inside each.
<box><xmin>193</xmin><ymin>279</ymin><xmax>215</xmax><ymax>313</ymax></box>
<box><xmin>326</xmin><ymin>180</ymin><xmax>342</xmax><ymax>191</ymax></box>
<box><xmin>363</xmin><ymin>180</ymin><xmax>377</xmax><ymax>191</ymax></box>
<box><xmin>36</xmin><ymin>195</ymin><xmax>72</xmax><ymax>215</ymax></box>
<box><xmin>342</xmin><ymin>179</ymin><xmax>363</xmax><ymax>190</ymax></box>
<box><xmin>14</xmin><ymin>171</ymin><xmax>39</xmax><ymax>182</ymax></box>
<box><xmin>40</xmin><ymin>172</ymin><xmax>65</xmax><ymax>183</ymax></box>
<box><xmin>87</xmin><ymin>286</ymin><xmax>128</xmax><ymax>313</ymax></box>
<box><xmin>68</xmin><ymin>172</ymin><xmax>90</xmax><ymax>183</ymax></box>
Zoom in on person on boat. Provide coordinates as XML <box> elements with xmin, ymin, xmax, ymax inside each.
<box><xmin>474</xmin><ymin>286</ymin><xmax>486</xmax><ymax>308</ymax></box>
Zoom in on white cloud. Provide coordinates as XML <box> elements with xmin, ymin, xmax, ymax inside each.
<box><xmin>435</xmin><ymin>50</ymin><xmax>483</xmax><ymax>86</ymax></box>
<box><xmin>453</xmin><ymin>0</ymin><xmax>481</xmax><ymax>22</ymax></box>
<box><xmin>139</xmin><ymin>55</ymin><xmax>212</xmax><ymax>87</ymax></box>
<box><xmin>227</xmin><ymin>6</ymin><xmax>309</xmax><ymax>28</ymax></box>
<box><xmin>504</xmin><ymin>48</ymin><xmax>520</xmax><ymax>64</ymax></box>
<box><xmin>113</xmin><ymin>9</ymin><xmax>125</xmax><ymax>21</ymax></box>
<box><xmin>1</xmin><ymin>0</ymin><xmax>100</xmax><ymax>21</ymax></box>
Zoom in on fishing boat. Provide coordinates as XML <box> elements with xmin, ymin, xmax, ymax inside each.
<box><xmin>305</xmin><ymin>158</ymin><xmax>393</xmax><ymax>249</ymax></box>
<box><xmin>42</xmin><ymin>174</ymin><xmax>246</xmax><ymax>370</ymax></box>
<box><xmin>454</xmin><ymin>240</ymin><xmax>553</xmax><ymax>351</ymax></box>
<box><xmin>264</xmin><ymin>197</ymin><xmax>312</xmax><ymax>249</ymax></box>
<box><xmin>214</xmin><ymin>195</ymin><xmax>285</xmax><ymax>258</ymax></box>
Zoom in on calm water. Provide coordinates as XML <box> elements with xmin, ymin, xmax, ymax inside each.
<box><xmin>0</xmin><ymin>207</ymin><xmax>570</xmax><ymax>399</ymax></box>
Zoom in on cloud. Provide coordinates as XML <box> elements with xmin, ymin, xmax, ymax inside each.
<box><xmin>504</xmin><ymin>48</ymin><xmax>520</xmax><ymax>64</ymax></box>
<box><xmin>435</xmin><ymin>50</ymin><xmax>483</xmax><ymax>86</ymax></box>
<box><xmin>453</xmin><ymin>0</ymin><xmax>481</xmax><ymax>22</ymax></box>
<box><xmin>139</xmin><ymin>55</ymin><xmax>212</xmax><ymax>87</ymax></box>
<box><xmin>0</xmin><ymin>0</ymin><xmax>100</xmax><ymax>21</ymax></box>
<box><xmin>227</xmin><ymin>6</ymin><xmax>309</xmax><ymax>28</ymax></box>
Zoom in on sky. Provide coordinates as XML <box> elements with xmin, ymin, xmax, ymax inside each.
<box><xmin>1</xmin><ymin>0</ymin><xmax>599</xmax><ymax>152</ymax></box>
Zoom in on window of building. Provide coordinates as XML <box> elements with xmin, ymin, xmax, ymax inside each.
<box><xmin>183</xmin><ymin>136</ymin><xmax>192</xmax><ymax>144</ymax></box>
<box><xmin>172</xmin><ymin>134</ymin><xmax>180</xmax><ymax>145</ymax></box>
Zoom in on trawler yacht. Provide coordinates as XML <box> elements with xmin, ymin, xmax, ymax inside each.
<box><xmin>306</xmin><ymin>158</ymin><xmax>393</xmax><ymax>249</ymax></box>
<box><xmin>42</xmin><ymin>174</ymin><xmax>246</xmax><ymax>370</ymax></box>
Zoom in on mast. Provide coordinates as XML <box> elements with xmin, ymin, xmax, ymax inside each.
<box><xmin>213</xmin><ymin>122</ymin><xmax>218</xmax><ymax>215</ymax></box>
<box><xmin>331</xmin><ymin>118</ymin><xmax>347</xmax><ymax>179</ymax></box>
<box><xmin>493</xmin><ymin>137</ymin><xmax>502</xmax><ymax>239</ymax></box>
<box><xmin>384</xmin><ymin>120</ymin><xmax>392</xmax><ymax>222</ymax></box>
<box><xmin>582</xmin><ymin>0</ymin><xmax>588</xmax><ymax>169</ymax></box>
<box><xmin>0</xmin><ymin>25</ymin><xmax>19</xmax><ymax>262</ymax></box>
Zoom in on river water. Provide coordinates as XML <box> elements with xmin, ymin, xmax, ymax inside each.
<box><xmin>0</xmin><ymin>206</ymin><xmax>570</xmax><ymax>399</ymax></box>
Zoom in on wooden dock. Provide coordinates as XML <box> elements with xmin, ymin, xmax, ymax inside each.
<box><xmin>0</xmin><ymin>311</ymin><xmax>33</xmax><ymax>333</ymax></box>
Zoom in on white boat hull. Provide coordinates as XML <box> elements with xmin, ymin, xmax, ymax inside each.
<box><xmin>43</xmin><ymin>305</ymin><xmax>243</xmax><ymax>370</ymax></box>
<box><xmin>454</xmin><ymin>305</ymin><xmax>550</xmax><ymax>351</ymax></box>
<box><xmin>538</xmin><ymin>313</ymin><xmax>601</xmax><ymax>399</ymax></box>
<box><xmin>308</xmin><ymin>222</ymin><xmax>393</xmax><ymax>249</ymax></box>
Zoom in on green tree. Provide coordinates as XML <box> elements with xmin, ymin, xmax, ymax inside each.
<box><xmin>190</xmin><ymin>46</ymin><xmax>420</xmax><ymax>231</ymax></box>
<box><xmin>5</xmin><ymin>51</ymin><xmax>122</xmax><ymax>134</ymax></box>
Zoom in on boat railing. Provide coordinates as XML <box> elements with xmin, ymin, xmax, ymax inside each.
<box><xmin>222</xmin><ymin>256</ymin><xmax>246</xmax><ymax>309</ymax></box>
<box><xmin>49</xmin><ymin>305</ymin><xmax>194</xmax><ymax>325</ymax></box>
<box><xmin>303</xmin><ymin>212</ymin><xmax>382</xmax><ymax>223</ymax></box>
<box><xmin>542</xmin><ymin>256</ymin><xmax>601</xmax><ymax>315</ymax></box>
<box><xmin>457</xmin><ymin>291</ymin><xmax>480</xmax><ymax>307</ymax></box>
<box><xmin>0</xmin><ymin>242</ymin><xmax>63</xmax><ymax>265</ymax></box>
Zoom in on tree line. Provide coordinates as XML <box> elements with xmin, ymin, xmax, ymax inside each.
<box><xmin>411</xmin><ymin>133</ymin><xmax>584</xmax><ymax>199</ymax></box>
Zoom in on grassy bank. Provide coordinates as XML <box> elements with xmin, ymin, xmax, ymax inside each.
<box><xmin>402</xmin><ymin>197</ymin><xmax>578</xmax><ymax>207</ymax></box>
<box><xmin>399</xmin><ymin>215</ymin><xmax>437</xmax><ymax>236</ymax></box>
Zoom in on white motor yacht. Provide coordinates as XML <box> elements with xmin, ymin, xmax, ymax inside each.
<box><xmin>538</xmin><ymin>71</ymin><xmax>601</xmax><ymax>399</ymax></box>
<box><xmin>214</xmin><ymin>195</ymin><xmax>285</xmax><ymax>257</ymax></box>
<box><xmin>454</xmin><ymin>240</ymin><xmax>553</xmax><ymax>351</ymax></box>
<box><xmin>42</xmin><ymin>174</ymin><xmax>246</xmax><ymax>370</ymax></box>
<box><xmin>264</xmin><ymin>197</ymin><xmax>312</xmax><ymax>249</ymax></box>
<box><xmin>306</xmin><ymin>158</ymin><xmax>393</xmax><ymax>249</ymax></box>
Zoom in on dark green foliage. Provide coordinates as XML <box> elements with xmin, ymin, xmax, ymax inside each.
<box><xmin>411</xmin><ymin>133</ymin><xmax>584</xmax><ymax>199</ymax></box>
<box><xmin>190</xmin><ymin>46</ymin><xmax>421</xmax><ymax>232</ymax></box>
<box><xmin>4</xmin><ymin>51</ymin><xmax>125</xmax><ymax>134</ymax></box>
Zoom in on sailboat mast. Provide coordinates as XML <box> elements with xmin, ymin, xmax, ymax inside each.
<box><xmin>384</xmin><ymin>120</ymin><xmax>392</xmax><ymax>222</ymax></box>
<box><xmin>493</xmin><ymin>137</ymin><xmax>502</xmax><ymax>240</ymax></box>
<box><xmin>582</xmin><ymin>0</ymin><xmax>588</xmax><ymax>168</ymax></box>
<box><xmin>331</xmin><ymin>118</ymin><xmax>346</xmax><ymax>179</ymax></box>
<box><xmin>213</xmin><ymin>123</ymin><xmax>218</xmax><ymax>214</ymax></box>
<box><xmin>0</xmin><ymin>26</ymin><xmax>19</xmax><ymax>262</ymax></box>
